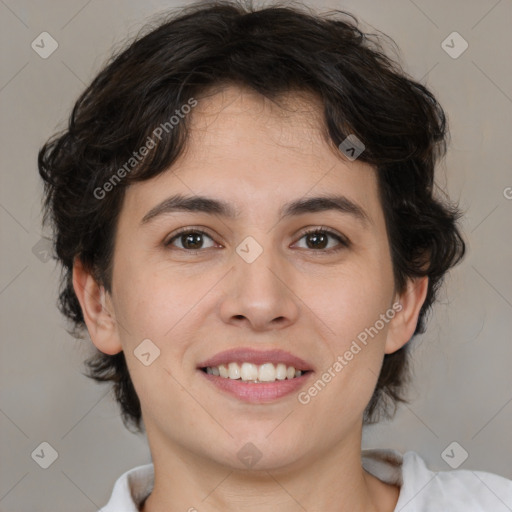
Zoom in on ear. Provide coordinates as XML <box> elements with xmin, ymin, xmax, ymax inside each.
<box><xmin>385</xmin><ymin>276</ymin><xmax>429</xmax><ymax>354</ymax></box>
<box><xmin>72</xmin><ymin>257</ymin><xmax>122</xmax><ymax>355</ymax></box>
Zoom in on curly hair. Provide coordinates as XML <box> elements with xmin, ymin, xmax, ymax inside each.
<box><xmin>38</xmin><ymin>0</ymin><xmax>466</xmax><ymax>434</ymax></box>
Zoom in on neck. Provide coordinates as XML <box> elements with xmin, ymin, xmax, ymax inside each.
<box><xmin>141</xmin><ymin>423</ymin><xmax>398</xmax><ymax>512</ymax></box>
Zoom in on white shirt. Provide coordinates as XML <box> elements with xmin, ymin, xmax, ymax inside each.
<box><xmin>99</xmin><ymin>449</ymin><xmax>512</xmax><ymax>511</ymax></box>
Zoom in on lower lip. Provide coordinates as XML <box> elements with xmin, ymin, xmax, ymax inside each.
<box><xmin>198</xmin><ymin>370</ymin><xmax>313</xmax><ymax>403</ymax></box>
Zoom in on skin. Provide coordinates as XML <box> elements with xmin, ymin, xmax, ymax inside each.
<box><xmin>73</xmin><ymin>85</ymin><xmax>428</xmax><ymax>512</ymax></box>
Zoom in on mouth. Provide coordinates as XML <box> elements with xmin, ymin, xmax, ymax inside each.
<box><xmin>197</xmin><ymin>348</ymin><xmax>314</xmax><ymax>403</ymax></box>
<box><xmin>199</xmin><ymin>362</ymin><xmax>312</xmax><ymax>383</ymax></box>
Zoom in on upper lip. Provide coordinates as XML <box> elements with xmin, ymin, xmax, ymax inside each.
<box><xmin>197</xmin><ymin>348</ymin><xmax>314</xmax><ymax>371</ymax></box>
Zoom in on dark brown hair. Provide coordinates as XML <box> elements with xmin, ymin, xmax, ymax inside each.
<box><xmin>38</xmin><ymin>0</ymin><xmax>466</xmax><ymax>434</ymax></box>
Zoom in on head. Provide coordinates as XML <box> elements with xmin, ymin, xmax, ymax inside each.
<box><xmin>38</xmin><ymin>0</ymin><xmax>465</xmax><ymax>463</ymax></box>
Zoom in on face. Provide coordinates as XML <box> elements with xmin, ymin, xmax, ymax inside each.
<box><xmin>76</xmin><ymin>85</ymin><xmax>426</xmax><ymax>472</ymax></box>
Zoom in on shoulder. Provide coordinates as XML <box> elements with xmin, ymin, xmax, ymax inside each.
<box><xmin>99</xmin><ymin>463</ymin><xmax>154</xmax><ymax>511</ymax></box>
<box><xmin>398</xmin><ymin>451</ymin><xmax>512</xmax><ymax>511</ymax></box>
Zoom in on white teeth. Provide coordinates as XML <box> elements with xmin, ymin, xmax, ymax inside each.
<box><xmin>258</xmin><ymin>363</ymin><xmax>276</xmax><ymax>382</ymax></box>
<box><xmin>204</xmin><ymin>362</ymin><xmax>307</xmax><ymax>382</ymax></box>
<box><xmin>228</xmin><ymin>362</ymin><xmax>240</xmax><ymax>379</ymax></box>
<box><xmin>240</xmin><ymin>362</ymin><xmax>258</xmax><ymax>381</ymax></box>
<box><xmin>276</xmin><ymin>363</ymin><xmax>287</xmax><ymax>380</ymax></box>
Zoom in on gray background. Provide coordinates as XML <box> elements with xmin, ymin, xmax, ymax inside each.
<box><xmin>1</xmin><ymin>0</ymin><xmax>511</xmax><ymax>510</ymax></box>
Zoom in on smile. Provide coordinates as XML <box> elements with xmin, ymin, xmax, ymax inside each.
<box><xmin>197</xmin><ymin>347</ymin><xmax>314</xmax><ymax>402</ymax></box>
<box><xmin>201</xmin><ymin>362</ymin><xmax>308</xmax><ymax>383</ymax></box>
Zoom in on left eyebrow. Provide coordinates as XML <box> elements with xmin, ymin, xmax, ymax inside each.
<box><xmin>140</xmin><ymin>193</ymin><xmax>371</xmax><ymax>226</ymax></box>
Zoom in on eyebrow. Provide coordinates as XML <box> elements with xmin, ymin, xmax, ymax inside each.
<box><xmin>140</xmin><ymin>193</ymin><xmax>371</xmax><ymax>226</ymax></box>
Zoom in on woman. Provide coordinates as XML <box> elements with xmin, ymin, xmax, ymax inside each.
<box><xmin>38</xmin><ymin>1</ymin><xmax>512</xmax><ymax>510</ymax></box>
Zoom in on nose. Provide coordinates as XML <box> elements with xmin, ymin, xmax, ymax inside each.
<box><xmin>218</xmin><ymin>245</ymin><xmax>300</xmax><ymax>332</ymax></box>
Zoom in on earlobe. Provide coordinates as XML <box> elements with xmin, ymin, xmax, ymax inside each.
<box><xmin>384</xmin><ymin>276</ymin><xmax>429</xmax><ymax>355</ymax></box>
<box><xmin>72</xmin><ymin>257</ymin><xmax>122</xmax><ymax>355</ymax></box>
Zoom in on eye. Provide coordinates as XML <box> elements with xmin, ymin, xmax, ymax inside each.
<box><xmin>165</xmin><ymin>228</ymin><xmax>217</xmax><ymax>252</ymax></box>
<box><xmin>294</xmin><ymin>227</ymin><xmax>349</xmax><ymax>253</ymax></box>
<box><xmin>164</xmin><ymin>226</ymin><xmax>350</xmax><ymax>254</ymax></box>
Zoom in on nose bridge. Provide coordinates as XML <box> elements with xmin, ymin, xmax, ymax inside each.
<box><xmin>236</xmin><ymin>232</ymin><xmax>286</xmax><ymax>302</ymax></box>
<box><xmin>219</xmin><ymin>232</ymin><xmax>299</xmax><ymax>330</ymax></box>
<box><xmin>239</xmin><ymin>236</ymin><xmax>282</xmax><ymax>291</ymax></box>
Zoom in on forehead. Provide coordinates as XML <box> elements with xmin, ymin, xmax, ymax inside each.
<box><xmin>120</xmin><ymin>85</ymin><xmax>382</xmax><ymax>227</ymax></box>
<box><xmin>186</xmin><ymin>85</ymin><xmax>332</xmax><ymax>162</ymax></box>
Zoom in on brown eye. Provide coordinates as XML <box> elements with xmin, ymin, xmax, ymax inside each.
<box><xmin>295</xmin><ymin>228</ymin><xmax>349</xmax><ymax>252</ymax></box>
<box><xmin>165</xmin><ymin>229</ymin><xmax>216</xmax><ymax>251</ymax></box>
<box><xmin>164</xmin><ymin>226</ymin><xmax>349</xmax><ymax>255</ymax></box>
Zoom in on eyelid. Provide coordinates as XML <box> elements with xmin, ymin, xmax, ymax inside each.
<box><xmin>164</xmin><ymin>225</ymin><xmax>350</xmax><ymax>253</ymax></box>
<box><xmin>296</xmin><ymin>225</ymin><xmax>350</xmax><ymax>246</ymax></box>
<box><xmin>164</xmin><ymin>226</ymin><xmax>218</xmax><ymax>248</ymax></box>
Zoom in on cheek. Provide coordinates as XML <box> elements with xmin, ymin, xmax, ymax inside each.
<box><xmin>311</xmin><ymin>263</ymin><xmax>394</xmax><ymax>344</ymax></box>
<box><xmin>306</xmin><ymin>290</ymin><xmax>392</xmax><ymax>419</ymax></box>
<box><xmin>113</xmin><ymin>259</ymin><xmax>208</xmax><ymax>361</ymax></box>
<box><xmin>314</xmin><ymin>265</ymin><xmax>394</xmax><ymax>406</ymax></box>
<box><xmin>111</xmin><ymin>257</ymin><xmax>173</xmax><ymax>341</ymax></box>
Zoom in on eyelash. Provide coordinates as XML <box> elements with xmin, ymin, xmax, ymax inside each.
<box><xmin>164</xmin><ymin>226</ymin><xmax>350</xmax><ymax>255</ymax></box>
